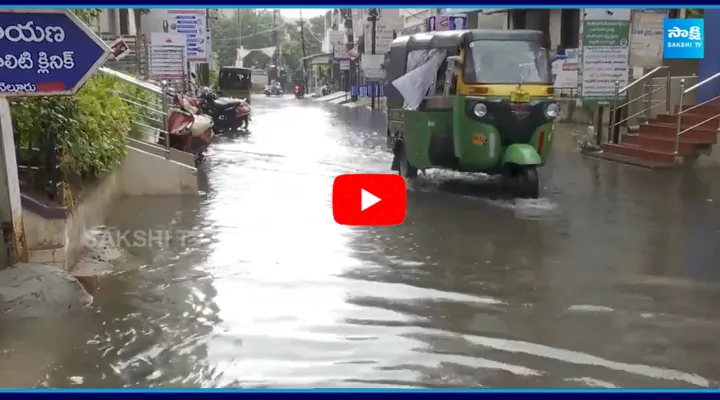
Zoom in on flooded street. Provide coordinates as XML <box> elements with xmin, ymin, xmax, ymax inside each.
<box><xmin>3</xmin><ymin>95</ymin><xmax>720</xmax><ymax>388</ymax></box>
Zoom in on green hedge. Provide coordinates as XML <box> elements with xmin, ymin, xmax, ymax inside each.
<box><xmin>10</xmin><ymin>74</ymin><xmax>153</xmax><ymax>179</ymax></box>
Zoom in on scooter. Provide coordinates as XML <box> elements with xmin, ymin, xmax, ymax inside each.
<box><xmin>294</xmin><ymin>83</ymin><xmax>304</xmax><ymax>99</ymax></box>
<box><xmin>158</xmin><ymin>86</ymin><xmax>214</xmax><ymax>165</ymax></box>
<box><xmin>264</xmin><ymin>85</ymin><xmax>283</xmax><ymax>97</ymax></box>
<box><xmin>198</xmin><ymin>86</ymin><xmax>251</xmax><ymax>138</ymax></box>
<box><xmin>320</xmin><ymin>84</ymin><xmax>331</xmax><ymax>96</ymax></box>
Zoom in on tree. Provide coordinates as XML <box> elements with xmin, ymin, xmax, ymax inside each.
<box><xmin>281</xmin><ymin>15</ymin><xmax>326</xmax><ymax>70</ymax></box>
<box><xmin>210</xmin><ymin>9</ymin><xmax>280</xmax><ymax>69</ymax></box>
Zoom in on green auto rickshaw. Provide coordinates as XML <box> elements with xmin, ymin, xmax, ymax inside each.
<box><xmin>385</xmin><ymin>29</ymin><xmax>558</xmax><ymax>198</ymax></box>
<box><xmin>217</xmin><ymin>66</ymin><xmax>253</xmax><ymax>103</ymax></box>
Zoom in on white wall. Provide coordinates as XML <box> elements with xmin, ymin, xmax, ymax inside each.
<box><xmin>399</xmin><ymin>9</ymin><xmax>436</xmax><ymax>28</ymax></box>
<box><xmin>475</xmin><ymin>11</ymin><xmax>507</xmax><ymax>29</ymax></box>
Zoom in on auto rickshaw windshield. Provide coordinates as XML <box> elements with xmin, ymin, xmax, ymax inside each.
<box><xmin>463</xmin><ymin>40</ymin><xmax>551</xmax><ymax>84</ymax></box>
<box><xmin>219</xmin><ymin>69</ymin><xmax>251</xmax><ymax>90</ymax></box>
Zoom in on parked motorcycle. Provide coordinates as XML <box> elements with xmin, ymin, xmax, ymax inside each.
<box><xmin>264</xmin><ymin>85</ymin><xmax>283</xmax><ymax>97</ymax></box>
<box><xmin>158</xmin><ymin>86</ymin><xmax>214</xmax><ymax>165</ymax></box>
<box><xmin>320</xmin><ymin>84</ymin><xmax>331</xmax><ymax>96</ymax></box>
<box><xmin>198</xmin><ymin>86</ymin><xmax>251</xmax><ymax>138</ymax></box>
<box><xmin>293</xmin><ymin>83</ymin><xmax>304</xmax><ymax>99</ymax></box>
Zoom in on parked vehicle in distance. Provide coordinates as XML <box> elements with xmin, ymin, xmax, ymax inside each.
<box><xmin>198</xmin><ymin>86</ymin><xmax>251</xmax><ymax>138</ymax></box>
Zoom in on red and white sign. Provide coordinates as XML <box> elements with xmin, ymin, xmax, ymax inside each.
<box><xmin>109</xmin><ymin>38</ymin><xmax>130</xmax><ymax>61</ymax></box>
<box><xmin>332</xmin><ymin>174</ymin><xmax>406</xmax><ymax>226</ymax></box>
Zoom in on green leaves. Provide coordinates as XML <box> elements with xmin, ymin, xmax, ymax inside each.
<box><xmin>9</xmin><ymin>74</ymin><xmax>149</xmax><ymax>179</ymax></box>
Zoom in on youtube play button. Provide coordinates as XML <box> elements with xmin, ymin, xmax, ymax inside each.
<box><xmin>361</xmin><ymin>189</ymin><xmax>381</xmax><ymax>212</ymax></box>
<box><xmin>332</xmin><ymin>174</ymin><xmax>407</xmax><ymax>226</ymax></box>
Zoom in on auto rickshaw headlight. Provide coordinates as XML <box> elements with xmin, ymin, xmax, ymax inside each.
<box><xmin>473</xmin><ymin>103</ymin><xmax>487</xmax><ymax>118</ymax></box>
<box><xmin>545</xmin><ymin>103</ymin><xmax>560</xmax><ymax>118</ymax></box>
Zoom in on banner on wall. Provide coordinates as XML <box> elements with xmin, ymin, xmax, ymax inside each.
<box><xmin>552</xmin><ymin>48</ymin><xmax>579</xmax><ymax>90</ymax></box>
<box><xmin>630</xmin><ymin>9</ymin><xmax>668</xmax><ymax>67</ymax></box>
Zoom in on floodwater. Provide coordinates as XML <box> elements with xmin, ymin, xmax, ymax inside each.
<box><xmin>3</xmin><ymin>95</ymin><xmax>720</xmax><ymax>388</ymax></box>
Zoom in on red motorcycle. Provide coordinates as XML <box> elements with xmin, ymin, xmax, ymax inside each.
<box><xmin>294</xmin><ymin>83</ymin><xmax>304</xmax><ymax>99</ymax></box>
<box><xmin>159</xmin><ymin>88</ymin><xmax>214</xmax><ymax>165</ymax></box>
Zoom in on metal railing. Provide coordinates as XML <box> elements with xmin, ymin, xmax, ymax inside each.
<box><xmin>674</xmin><ymin>72</ymin><xmax>720</xmax><ymax>154</ymax></box>
<box><xmin>97</xmin><ymin>67</ymin><xmax>171</xmax><ymax>156</ymax></box>
<box><xmin>608</xmin><ymin>66</ymin><xmax>671</xmax><ymax>144</ymax></box>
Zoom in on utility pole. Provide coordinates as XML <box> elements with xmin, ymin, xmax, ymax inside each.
<box><xmin>236</xmin><ymin>9</ymin><xmax>242</xmax><ymax>67</ymax></box>
<box><xmin>200</xmin><ymin>8</ymin><xmax>211</xmax><ymax>86</ymax></box>
<box><xmin>299</xmin><ymin>10</ymin><xmax>308</xmax><ymax>94</ymax></box>
<box><xmin>368</xmin><ymin>8</ymin><xmax>379</xmax><ymax>110</ymax></box>
<box><xmin>272</xmin><ymin>9</ymin><xmax>278</xmax><ymax>65</ymax></box>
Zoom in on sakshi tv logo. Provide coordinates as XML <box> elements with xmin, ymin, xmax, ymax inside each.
<box><xmin>663</xmin><ymin>18</ymin><xmax>704</xmax><ymax>59</ymax></box>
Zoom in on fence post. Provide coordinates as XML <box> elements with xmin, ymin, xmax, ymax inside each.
<box><xmin>161</xmin><ymin>80</ymin><xmax>171</xmax><ymax>156</ymax></box>
<box><xmin>0</xmin><ymin>98</ymin><xmax>27</xmax><ymax>266</ymax></box>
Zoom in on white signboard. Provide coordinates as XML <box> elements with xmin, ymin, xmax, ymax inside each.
<box><xmin>362</xmin><ymin>54</ymin><xmax>385</xmax><ymax>81</ymax></box>
<box><xmin>333</xmin><ymin>45</ymin><xmax>348</xmax><ymax>59</ymax></box>
<box><xmin>141</xmin><ymin>9</ymin><xmax>208</xmax><ymax>63</ymax></box>
<box><xmin>339</xmin><ymin>60</ymin><xmax>350</xmax><ymax>70</ymax></box>
<box><xmin>364</xmin><ymin>24</ymin><xmax>394</xmax><ymax>54</ymax></box>
<box><xmin>149</xmin><ymin>33</ymin><xmax>187</xmax><ymax>81</ymax></box>
<box><xmin>552</xmin><ymin>48</ymin><xmax>579</xmax><ymax>89</ymax></box>
<box><xmin>630</xmin><ymin>9</ymin><xmax>668</xmax><ymax>67</ymax></box>
<box><xmin>328</xmin><ymin>30</ymin><xmax>344</xmax><ymax>46</ymax></box>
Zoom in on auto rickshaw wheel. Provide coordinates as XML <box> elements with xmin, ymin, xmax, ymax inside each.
<box><xmin>396</xmin><ymin>142</ymin><xmax>418</xmax><ymax>179</ymax></box>
<box><xmin>507</xmin><ymin>166</ymin><xmax>539</xmax><ymax>199</ymax></box>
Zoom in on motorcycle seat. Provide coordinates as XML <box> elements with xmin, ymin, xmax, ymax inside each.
<box><xmin>213</xmin><ymin>97</ymin><xmax>242</xmax><ymax>110</ymax></box>
<box><xmin>214</xmin><ymin>97</ymin><xmax>242</xmax><ymax>108</ymax></box>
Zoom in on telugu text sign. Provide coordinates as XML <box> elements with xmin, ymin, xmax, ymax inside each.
<box><xmin>663</xmin><ymin>18</ymin><xmax>704</xmax><ymax>59</ymax></box>
<box><xmin>580</xmin><ymin>10</ymin><xmax>631</xmax><ymax>107</ymax></box>
<box><xmin>168</xmin><ymin>9</ymin><xmax>207</xmax><ymax>63</ymax></box>
<box><xmin>364</xmin><ymin>23</ymin><xmax>394</xmax><ymax>54</ymax></box>
<box><xmin>140</xmin><ymin>9</ymin><xmax>208</xmax><ymax>63</ymax></box>
<box><xmin>0</xmin><ymin>9</ymin><xmax>111</xmax><ymax>97</ymax></box>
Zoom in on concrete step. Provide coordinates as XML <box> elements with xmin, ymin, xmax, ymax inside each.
<box><xmin>621</xmin><ymin>134</ymin><xmax>696</xmax><ymax>156</ymax></box>
<box><xmin>655</xmin><ymin>113</ymin><xmax>720</xmax><ymax>130</ymax></box>
<box><xmin>637</xmin><ymin>123</ymin><xmax>718</xmax><ymax>144</ymax></box>
<box><xmin>602</xmin><ymin>143</ymin><xmax>679</xmax><ymax>166</ymax></box>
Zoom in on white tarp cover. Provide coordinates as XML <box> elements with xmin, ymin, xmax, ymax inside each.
<box><xmin>391</xmin><ymin>49</ymin><xmax>447</xmax><ymax>110</ymax></box>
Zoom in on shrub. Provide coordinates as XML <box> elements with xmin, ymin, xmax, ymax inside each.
<box><xmin>10</xmin><ymin>74</ymin><xmax>151</xmax><ymax>180</ymax></box>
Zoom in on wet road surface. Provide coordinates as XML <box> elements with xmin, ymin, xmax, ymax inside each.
<box><xmin>3</xmin><ymin>94</ymin><xmax>720</xmax><ymax>388</ymax></box>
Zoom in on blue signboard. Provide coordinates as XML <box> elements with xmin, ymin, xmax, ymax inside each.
<box><xmin>664</xmin><ymin>18</ymin><xmax>704</xmax><ymax>60</ymax></box>
<box><xmin>359</xmin><ymin>86</ymin><xmax>368</xmax><ymax>97</ymax></box>
<box><xmin>351</xmin><ymin>85</ymin><xmax>358</xmax><ymax>96</ymax></box>
<box><xmin>0</xmin><ymin>9</ymin><xmax>111</xmax><ymax>97</ymax></box>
